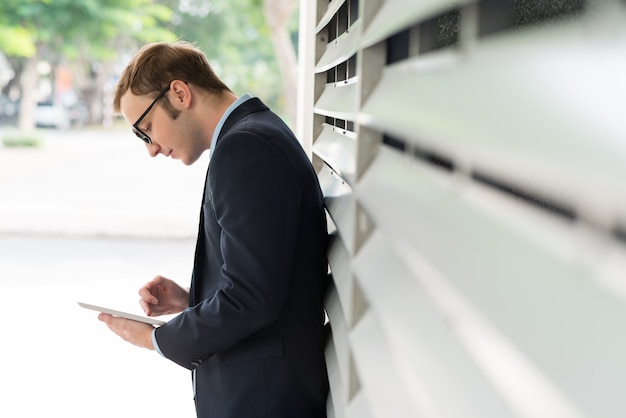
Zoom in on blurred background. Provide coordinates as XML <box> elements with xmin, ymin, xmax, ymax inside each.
<box><xmin>0</xmin><ymin>0</ymin><xmax>299</xmax><ymax>131</ymax></box>
<box><xmin>0</xmin><ymin>0</ymin><xmax>298</xmax><ymax>416</ymax></box>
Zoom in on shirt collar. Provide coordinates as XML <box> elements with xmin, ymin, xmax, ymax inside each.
<box><xmin>209</xmin><ymin>92</ymin><xmax>254</xmax><ymax>160</ymax></box>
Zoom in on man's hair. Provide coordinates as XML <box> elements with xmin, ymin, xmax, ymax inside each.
<box><xmin>113</xmin><ymin>41</ymin><xmax>232</xmax><ymax>114</ymax></box>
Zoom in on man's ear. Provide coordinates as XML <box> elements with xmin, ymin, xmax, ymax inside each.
<box><xmin>170</xmin><ymin>80</ymin><xmax>191</xmax><ymax>108</ymax></box>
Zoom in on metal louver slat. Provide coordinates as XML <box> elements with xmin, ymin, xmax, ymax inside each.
<box><xmin>345</xmin><ymin>391</ymin><xmax>373</xmax><ymax>418</ymax></box>
<box><xmin>325</xmin><ymin>280</ymin><xmax>352</xmax><ymax>408</ymax></box>
<box><xmin>353</xmin><ymin>229</ymin><xmax>518</xmax><ymax>417</ymax></box>
<box><xmin>328</xmin><ymin>233</ymin><xmax>354</xmax><ymax>324</ymax></box>
<box><xmin>315</xmin><ymin>20</ymin><xmax>362</xmax><ymax>73</ymax></box>
<box><xmin>355</xmin><ymin>146</ymin><xmax>626</xmax><ymax>416</ymax></box>
<box><xmin>314</xmin><ymin>81</ymin><xmax>358</xmax><ymax>120</ymax></box>
<box><xmin>325</xmin><ymin>343</ymin><xmax>344</xmax><ymax>418</ymax></box>
<box><xmin>316</xmin><ymin>0</ymin><xmax>348</xmax><ymax>33</ymax></box>
<box><xmin>316</xmin><ymin>163</ymin><xmax>357</xmax><ymax>255</ymax></box>
<box><xmin>349</xmin><ymin>310</ymin><xmax>421</xmax><ymax>418</ymax></box>
<box><xmin>359</xmin><ymin>19</ymin><xmax>626</xmax><ymax>229</ymax></box>
<box><xmin>313</xmin><ymin>123</ymin><xmax>357</xmax><ymax>185</ymax></box>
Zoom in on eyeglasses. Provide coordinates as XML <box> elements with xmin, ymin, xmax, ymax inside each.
<box><xmin>132</xmin><ymin>86</ymin><xmax>170</xmax><ymax>144</ymax></box>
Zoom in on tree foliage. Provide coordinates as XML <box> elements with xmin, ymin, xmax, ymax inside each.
<box><xmin>0</xmin><ymin>0</ymin><xmax>298</xmax><ymax>128</ymax></box>
<box><xmin>163</xmin><ymin>0</ymin><xmax>291</xmax><ymax>114</ymax></box>
<box><xmin>0</xmin><ymin>0</ymin><xmax>178</xmax><ymax>129</ymax></box>
<box><xmin>0</xmin><ymin>0</ymin><xmax>176</xmax><ymax>58</ymax></box>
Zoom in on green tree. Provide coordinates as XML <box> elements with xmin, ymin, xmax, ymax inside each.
<box><xmin>162</xmin><ymin>0</ymin><xmax>298</xmax><ymax>124</ymax></box>
<box><xmin>0</xmin><ymin>0</ymin><xmax>299</xmax><ymax>129</ymax></box>
<box><xmin>0</xmin><ymin>0</ymin><xmax>176</xmax><ymax>130</ymax></box>
<box><xmin>65</xmin><ymin>1</ymin><xmax>176</xmax><ymax>125</ymax></box>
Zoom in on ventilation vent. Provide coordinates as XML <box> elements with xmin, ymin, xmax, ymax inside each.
<box><xmin>326</xmin><ymin>117</ymin><xmax>355</xmax><ymax>134</ymax></box>
<box><xmin>418</xmin><ymin>8</ymin><xmax>461</xmax><ymax>54</ymax></box>
<box><xmin>382</xmin><ymin>134</ymin><xmax>580</xmax><ymax>222</ymax></box>
<box><xmin>326</xmin><ymin>54</ymin><xmax>357</xmax><ymax>83</ymax></box>
<box><xmin>471</xmin><ymin>171</ymin><xmax>576</xmax><ymax>221</ymax></box>
<box><xmin>382</xmin><ymin>134</ymin><xmax>454</xmax><ymax>172</ymax></box>
<box><xmin>327</xmin><ymin>0</ymin><xmax>360</xmax><ymax>43</ymax></box>
<box><xmin>478</xmin><ymin>0</ymin><xmax>587</xmax><ymax>38</ymax></box>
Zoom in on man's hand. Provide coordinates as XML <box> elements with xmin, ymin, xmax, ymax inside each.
<box><xmin>98</xmin><ymin>314</ymin><xmax>155</xmax><ymax>350</ymax></box>
<box><xmin>139</xmin><ymin>275</ymin><xmax>189</xmax><ymax>317</ymax></box>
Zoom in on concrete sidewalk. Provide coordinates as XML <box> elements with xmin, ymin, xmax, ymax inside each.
<box><xmin>0</xmin><ymin>126</ymin><xmax>210</xmax><ymax>238</ymax></box>
<box><xmin>0</xmin><ymin>127</ymin><xmax>204</xmax><ymax>418</ymax></box>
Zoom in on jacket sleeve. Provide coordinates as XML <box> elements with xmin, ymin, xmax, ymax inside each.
<box><xmin>154</xmin><ymin>130</ymin><xmax>302</xmax><ymax>369</ymax></box>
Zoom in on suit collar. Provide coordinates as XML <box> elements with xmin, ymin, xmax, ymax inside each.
<box><xmin>216</xmin><ymin>97</ymin><xmax>268</xmax><ymax>142</ymax></box>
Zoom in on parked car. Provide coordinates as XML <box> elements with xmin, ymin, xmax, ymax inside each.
<box><xmin>35</xmin><ymin>102</ymin><xmax>70</xmax><ymax>129</ymax></box>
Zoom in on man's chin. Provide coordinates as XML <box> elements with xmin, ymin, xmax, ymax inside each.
<box><xmin>182</xmin><ymin>150</ymin><xmax>206</xmax><ymax>166</ymax></box>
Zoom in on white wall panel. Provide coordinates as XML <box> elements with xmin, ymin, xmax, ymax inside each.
<box><xmin>307</xmin><ymin>0</ymin><xmax>626</xmax><ymax>417</ymax></box>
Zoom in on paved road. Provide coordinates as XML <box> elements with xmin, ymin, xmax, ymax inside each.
<box><xmin>0</xmin><ymin>234</ymin><xmax>197</xmax><ymax>418</ymax></box>
<box><xmin>0</xmin><ymin>126</ymin><xmax>209</xmax><ymax>238</ymax></box>
<box><xmin>0</xmin><ymin>126</ymin><xmax>209</xmax><ymax>417</ymax></box>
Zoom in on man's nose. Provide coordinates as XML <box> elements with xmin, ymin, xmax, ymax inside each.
<box><xmin>145</xmin><ymin>141</ymin><xmax>160</xmax><ymax>157</ymax></box>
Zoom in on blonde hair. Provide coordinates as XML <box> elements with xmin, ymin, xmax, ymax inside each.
<box><xmin>113</xmin><ymin>41</ymin><xmax>232</xmax><ymax>113</ymax></box>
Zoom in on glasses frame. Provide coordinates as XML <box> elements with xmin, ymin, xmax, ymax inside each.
<box><xmin>132</xmin><ymin>86</ymin><xmax>171</xmax><ymax>144</ymax></box>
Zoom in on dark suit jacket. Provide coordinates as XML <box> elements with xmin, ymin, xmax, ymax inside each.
<box><xmin>154</xmin><ymin>98</ymin><xmax>329</xmax><ymax>418</ymax></box>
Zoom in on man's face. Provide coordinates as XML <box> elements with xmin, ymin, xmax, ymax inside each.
<box><xmin>120</xmin><ymin>89</ymin><xmax>203</xmax><ymax>166</ymax></box>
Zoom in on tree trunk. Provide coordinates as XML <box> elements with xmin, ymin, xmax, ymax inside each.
<box><xmin>18</xmin><ymin>50</ymin><xmax>40</xmax><ymax>131</ymax></box>
<box><xmin>263</xmin><ymin>0</ymin><xmax>298</xmax><ymax>126</ymax></box>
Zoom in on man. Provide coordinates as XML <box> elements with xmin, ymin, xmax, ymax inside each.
<box><xmin>97</xmin><ymin>41</ymin><xmax>329</xmax><ymax>418</ymax></box>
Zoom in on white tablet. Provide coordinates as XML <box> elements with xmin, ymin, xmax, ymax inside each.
<box><xmin>78</xmin><ymin>302</ymin><xmax>166</xmax><ymax>326</ymax></box>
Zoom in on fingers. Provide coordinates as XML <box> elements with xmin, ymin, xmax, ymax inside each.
<box><xmin>138</xmin><ymin>275</ymin><xmax>166</xmax><ymax>316</ymax></box>
<box><xmin>138</xmin><ymin>285</ymin><xmax>159</xmax><ymax>305</ymax></box>
<box><xmin>139</xmin><ymin>298</ymin><xmax>152</xmax><ymax>316</ymax></box>
<box><xmin>137</xmin><ymin>275</ymin><xmax>187</xmax><ymax>316</ymax></box>
<box><xmin>98</xmin><ymin>312</ymin><xmax>113</xmax><ymax>324</ymax></box>
<box><xmin>98</xmin><ymin>313</ymin><xmax>128</xmax><ymax>334</ymax></box>
<box><xmin>97</xmin><ymin>313</ymin><xmax>155</xmax><ymax>350</ymax></box>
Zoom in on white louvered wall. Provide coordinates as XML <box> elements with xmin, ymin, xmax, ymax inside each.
<box><xmin>306</xmin><ymin>1</ymin><xmax>626</xmax><ymax>417</ymax></box>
